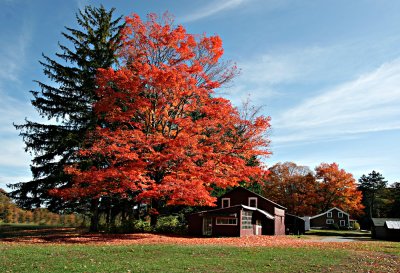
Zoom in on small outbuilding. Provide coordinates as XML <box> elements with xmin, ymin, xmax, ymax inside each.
<box><xmin>285</xmin><ymin>213</ymin><xmax>305</xmax><ymax>235</ymax></box>
<box><xmin>371</xmin><ymin>218</ymin><xmax>400</xmax><ymax>241</ymax></box>
<box><xmin>188</xmin><ymin>187</ymin><xmax>286</xmax><ymax>237</ymax></box>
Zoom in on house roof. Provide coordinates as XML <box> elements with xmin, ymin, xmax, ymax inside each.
<box><xmin>310</xmin><ymin>207</ymin><xmax>349</xmax><ymax>219</ymax></box>
<box><xmin>220</xmin><ymin>186</ymin><xmax>286</xmax><ymax>210</ymax></box>
<box><xmin>386</xmin><ymin>221</ymin><xmax>400</xmax><ymax>230</ymax></box>
<box><xmin>193</xmin><ymin>204</ymin><xmax>274</xmax><ymax>220</ymax></box>
<box><xmin>372</xmin><ymin>218</ymin><xmax>400</xmax><ymax>228</ymax></box>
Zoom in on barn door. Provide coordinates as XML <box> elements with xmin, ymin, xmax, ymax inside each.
<box><xmin>255</xmin><ymin>220</ymin><xmax>262</xmax><ymax>235</ymax></box>
<box><xmin>202</xmin><ymin>217</ymin><xmax>212</xmax><ymax>236</ymax></box>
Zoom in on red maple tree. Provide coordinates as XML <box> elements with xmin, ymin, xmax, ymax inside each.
<box><xmin>315</xmin><ymin>163</ymin><xmax>364</xmax><ymax>216</ymax></box>
<box><xmin>263</xmin><ymin>162</ymin><xmax>319</xmax><ymax>216</ymax></box>
<box><xmin>52</xmin><ymin>13</ymin><xmax>271</xmax><ymax>209</ymax></box>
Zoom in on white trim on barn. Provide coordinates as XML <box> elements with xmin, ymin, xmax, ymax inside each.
<box><xmin>216</xmin><ymin>217</ymin><xmax>237</xmax><ymax>225</ymax></box>
<box><xmin>242</xmin><ymin>205</ymin><xmax>274</xmax><ymax>220</ymax></box>
<box><xmin>221</xmin><ymin>198</ymin><xmax>230</xmax><ymax>208</ymax></box>
<box><xmin>248</xmin><ymin>197</ymin><xmax>257</xmax><ymax>208</ymax></box>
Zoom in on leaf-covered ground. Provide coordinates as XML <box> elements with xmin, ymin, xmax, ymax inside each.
<box><xmin>1</xmin><ymin>227</ymin><xmax>399</xmax><ymax>272</ymax></box>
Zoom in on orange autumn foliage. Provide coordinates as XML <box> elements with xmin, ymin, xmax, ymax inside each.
<box><xmin>263</xmin><ymin>162</ymin><xmax>319</xmax><ymax>216</ymax></box>
<box><xmin>52</xmin><ymin>13</ymin><xmax>271</xmax><ymax>207</ymax></box>
<box><xmin>262</xmin><ymin>162</ymin><xmax>364</xmax><ymax>217</ymax></box>
<box><xmin>315</xmin><ymin>163</ymin><xmax>364</xmax><ymax>216</ymax></box>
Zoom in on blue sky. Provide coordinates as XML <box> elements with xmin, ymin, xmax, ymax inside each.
<box><xmin>1</xmin><ymin>0</ymin><xmax>400</xmax><ymax>191</ymax></box>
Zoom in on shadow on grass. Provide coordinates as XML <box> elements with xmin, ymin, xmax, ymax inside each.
<box><xmin>0</xmin><ymin>224</ymin><xmax>195</xmax><ymax>245</ymax></box>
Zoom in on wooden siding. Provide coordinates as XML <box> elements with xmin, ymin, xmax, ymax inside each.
<box><xmin>285</xmin><ymin>214</ymin><xmax>306</xmax><ymax>235</ymax></box>
<box><xmin>218</xmin><ymin>187</ymin><xmax>283</xmax><ymax>216</ymax></box>
<box><xmin>187</xmin><ymin>214</ymin><xmax>204</xmax><ymax>236</ymax></box>
<box><xmin>188</xmin><ymin>187</ymin><xmax>287</xmax><ymax>237</ymax></box>
<box><xmin>310</xmin><ymin>208</ymin><xmax>349</xmax><ymax>228</ymax></box>
<box><xmin>274</xmin><ymin>208</ymin><xmax>285</xmax><ymax>235</ymax></box>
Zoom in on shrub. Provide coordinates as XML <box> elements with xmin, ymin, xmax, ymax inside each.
<box><xmin>132</xmin><ymin>219</ymin><xmax>152</xmax><ymax>232</ymax></box>
<box><xmin>155</xmin><ymin>215</ymin><xmax>179</xmax><ymax>234</ymax></box>
<box><xmin>155</xmin><ymin>215</ymin><xmax>187</xmax><ymax>234</ymax></box>
<box><xmin>105</xmin><ymin>219</ymin><xmax>153</xmax><ymax>233</ymax></box>
<box><xmin>329</xmin><ymin>223</ymin><xmax>340</xmax><ymax>230</ymax></box>
<box><xmin>353</xmin><ymin>222</ymin><xmax>361</xmax><ymax>230</ymax></box>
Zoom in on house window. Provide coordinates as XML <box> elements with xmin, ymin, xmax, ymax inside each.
<box><xmin>248</xmin><ymin>197</ymin><xmax>257</xmax><ymax>208</ymax></box>
<box><xmin>326</xmin><ymin>219</ymin><xmax>334</xmax><ymax>224</ymax></box>
<box><xmin>221</xmin><ymin>198</ymin><xmax>230</xmax><ymax>208</ymax></box>
<box><xmin>216</xmin><ymin>217</ymin><xmax>237</xmax><ymax>225</ymax></box>
<box><xmin>338</xmin><ymin>212</ymin><xmax>343</xmax><ymax>218</ymax></box>
<box><xmin>327</xmin><ymin>212</ymin><xmax>332</xmax><ymax>218</ymax></box>
<box><xmin>242</xmin><ymin>211</ymin><xmax>253</xmax><ymax>229</ymax></box>
<box><xmin>339</xmin><ymin>220</ymin><xmax>346</xmax><ymax>227</ymax></box>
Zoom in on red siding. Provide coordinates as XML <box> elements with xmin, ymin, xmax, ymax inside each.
<box><xmin>187</xmin><ymin>214</ymin><xmax>203</xmax><ymax>236</ymax></box>
<box><xmin>213</xmin><ymin>216</ymin><xmax>240</xmax><ymax>237</ymax></box>
<box><xmin>219</xmin><ymin>187</ymin><xmax>282</xmax><ymax>215</ymax></box>
<box><xmin>188</xmin><ymin>187</ymin><xmax>287</xmax><ymax>237</ymax></box>
<box><xmin>274</xmin><ymin>208</ymin><xmax>285</xmax><ymax>235</ymax></box>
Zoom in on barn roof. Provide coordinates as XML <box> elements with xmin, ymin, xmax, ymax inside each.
<box><xmin>220</xmin><ymin>186</ymin><xmax>286</xmax><ymax>210</ymax></box>
<box><xmin>286</xmin><ymin>213</ymin><xmax>306</xmax><ymax>222</ymax></box>
<box><xmin>386</xmin><ymin>221</ymin><xmax>400</xmax><ymax>230</ymax></box>
<box><xmin>193</xmin><ymin>204</ymin><xmax>274</xmax><ymax>220</ymax></box>
<box><xmin>372</xmin><ymin>218</ymin><xmax>400</xmax><ymax>227</ymax></box>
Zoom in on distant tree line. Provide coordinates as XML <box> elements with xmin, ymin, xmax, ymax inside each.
<box><xmin>221</xmin><ymin>161</ymin><xmax>364</xmax><ymax>217</ymax></box>
<box><xmin>0</xmin><ymin>189</ymin><xmax>83</xmax><ymax>226</ymax></box>
<box><xmin>357</xmin><ymin>171</ymin><xmax>400</xmax><ymax>228</ymax></box>
<box><xmin>243</xmin><ymin>164</ymin><xmax>398</xmax><ymax>229</ymax></box>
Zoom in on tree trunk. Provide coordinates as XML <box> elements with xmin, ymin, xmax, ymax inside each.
<box><xmin>150</xmin><ymin>199</ymin><xmax>159</xmax><ymax>227</ymax></box>
<box><xmin>89</xmin><ymin>198</ymin><xmax>100</xmax><ymax>232</ymax></box>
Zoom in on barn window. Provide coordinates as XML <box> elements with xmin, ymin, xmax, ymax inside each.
<box><xmin>327</xmin><ymin>212</ymin><xmax>332</xmax><ymax>218</ymax></box>
<box><xmin>338</xmin><ymin>212</ymin><xmax>343</xmax><ymax>218</ymax></box>
<box><xmin>221</xmin><ymin>198</ymin><xmax>230</xmax><ymax>208</ymax></box>
<box><xmin>248</xmin><ymin>197</ymin><xmax>257</xmax><ymax>208</ymax></box>
<box><xmin>242</xmin><ymin>211</ymin><xmax>253</xmax><ymax>229</ymax></box>
<box><xmin>340</xmin><ymin>220</ymin><xmax>346</xmax><ymax>227</ymax></box>
<box><xmin>216</xmin><ymin>217</ymin><xmax>237</xmax><ymax>225</ymax></box>
<box><xmin>326</xmin><ymin>219</ymin><xmax>334</xmax><ymax>224</ymax></box>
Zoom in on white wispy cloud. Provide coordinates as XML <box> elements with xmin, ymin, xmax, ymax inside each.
<box><xmin>0</xmin><ymin>90</ymin><xmax>35</xmax><ymax>167</ymax></box>
<box><xmin>179</xmin><ymin>0</ymin><xmax>247</xmax><ymax>23</ymax></box>
<box><xmin>0</xmin><ymin>175</ymin><xmax>32</xmax><ymax>191</ymax></box>
<box><xmin>274</xmin><ymin>58</ymin><xmax>400</xmax><ymax>143</ymax></box>
<box><xmin>239</xmin><ymin>46</ymin><xmax>331</xmax><ymax>85</ymax></box>
<box><xmin>0</xmin><ymin>18</ymin><xmax>32</xmax><ymax>82</ymax></box>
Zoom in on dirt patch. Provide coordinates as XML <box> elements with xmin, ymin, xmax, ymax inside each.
<box><xmin>333</xmin><ymin>251</ymin><xmax>400</xmax><ymax>273</ymax></box>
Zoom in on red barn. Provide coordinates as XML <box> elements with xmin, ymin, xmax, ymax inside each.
<box><xmin>188</xmin><ymin>187</ymin><xmax>286</xmax><ymax>237</ymax></box>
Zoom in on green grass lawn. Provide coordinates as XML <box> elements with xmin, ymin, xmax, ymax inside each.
<box><xmin>0</xmin><ymin>244</ymin><xmax>353</xmax><ymax>273</ymax></box>
<box><xmin>1</xmin><ymin>243</ymin><xmax>399</xmax><ymax>273</ymax></box>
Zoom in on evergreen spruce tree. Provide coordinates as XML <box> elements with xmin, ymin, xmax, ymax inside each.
<box><xmin>358</xmin><ymin>170</ymin><xmax>387</xmax><ymax>218</ymax></box>
<box><xmin>9</xmin><ymin>6</ymin><xmax>123</xmax><ymax>231</ymax></box>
